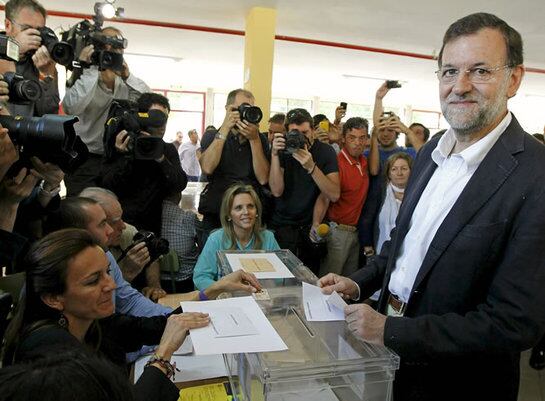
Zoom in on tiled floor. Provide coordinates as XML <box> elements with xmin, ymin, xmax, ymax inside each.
<box><xmin>519</xmin><ymin>350</ymin><xmax>545</xmax><ymax>401</ymax></box>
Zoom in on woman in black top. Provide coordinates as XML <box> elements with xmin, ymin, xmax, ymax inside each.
<box><xmin>2</xmin><ymin>228</ymin><xmax>211</xmax><ymax>401</ymax></box>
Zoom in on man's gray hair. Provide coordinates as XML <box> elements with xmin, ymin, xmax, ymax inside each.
<box><xmin>79</xmin><ymin>187</ymin><xmax>118</xmax><ymax>206</ymax></box>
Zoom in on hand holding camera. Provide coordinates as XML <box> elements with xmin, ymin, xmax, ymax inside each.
<box><xmin>0</xmin><ymin>127</ymin><xmax>18</xmax><ymax>181</ymax></box>
<box><xmin>236</xmin><ymin>119</ymin><xmax>259</xmax><ymax>141</ymax></box>
<box><xmin>114</xmin><ymin>130</ymin><xmax>130</xmax><ymax>153</ymax></box>
<box><xmin>14</xmin><ymin>28</ymin><xmax>42</xmax><ymax>55</ymax></box>
<box><xmin>0</xmin><ymin>76</ymin><xmax>9</xmax><ymax>104</ymax></box>
<box><xmin>221</xmin><ymin>105</ymin><xmax>240</xmax><ymax>135</ymax></box>
<box><xmin>119</xmin><ymin>241</ymin><xmax>150</xmax><ymax>282</ymax></box>
<box><xmin>31</xmin><ymin>46</ymin><xmax>56</xmax><ymax>76</ymax></box>
<box><xmin>113</xmin><ymin>59</ymin><xmax>130</xmax><ymax>80</ymax></box>
<box><xmin>271</xmin><ymin>132</ymin><xmax>286</xmax><ymax>156</ymax></box>
<box><xmin>292</xmin><ymin>145</ymin><xmax>315</xmax><ymax>173</ymax></box>
<box><xmin>0</xmin><ymin>167</ymin><xmax>40</xmax><ymax>206</ymax></box>
<box><xmin>78</xmin><ymin>44</ymin><xmax>95</xmax><ymax>64</ymax></box>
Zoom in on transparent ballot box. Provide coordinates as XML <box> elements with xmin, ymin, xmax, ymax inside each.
<box><xmin>217</xmin><ymin>250</ymin><xmax>399</xmax><ymax>401</ymax></box>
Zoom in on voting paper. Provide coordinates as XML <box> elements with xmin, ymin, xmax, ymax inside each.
<box><xmin>181</xmin><ymin>296</ymin><xmax>288</xmax><ymax>355</ymax></box>
<box><xmin>225</xmin><ymin>252</ymin><xmax>295</xmax><ymax>279</ymax></box>
<box><xmin>302</xmin><ymin>282</ymin><xmax>347</xmax><ymax>321</ymax></box>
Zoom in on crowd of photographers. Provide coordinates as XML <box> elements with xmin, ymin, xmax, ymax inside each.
<box><xmin>0</xmin><ymin>0</ymin><xmax>436</xmax><ymax>322</ymax></box>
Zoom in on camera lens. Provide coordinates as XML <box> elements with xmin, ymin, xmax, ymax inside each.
<box><xmin>238</xmin><ymin>103</ymin><xmax>263</xmax><ymax>125</ymax></box>
<box><xmin>50</xmin><ymin>42</ymin><xmax>74</xmax><ymax>66</ymax></box>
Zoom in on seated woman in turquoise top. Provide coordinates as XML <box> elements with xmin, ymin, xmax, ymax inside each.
<box><xmin>193</xmin><ymin>184</ymin><xmax>280</xmax><ymax>290</ymax></box>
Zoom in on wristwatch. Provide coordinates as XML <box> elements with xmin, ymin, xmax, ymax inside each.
<box><xmin>215</xmin><ymin>132</ymin><xmax>227</xmax><ymax>141</ymax></box>
<box><xmin>38</xmin><ymin>180</ymin><xmax>61</xmax><ymax>197</ymax></box>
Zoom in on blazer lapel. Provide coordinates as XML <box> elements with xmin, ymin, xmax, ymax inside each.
<box><xmin>409</xmin><ymin>120</ymin><xmax>523</xmax><ymax>295</ymax></box>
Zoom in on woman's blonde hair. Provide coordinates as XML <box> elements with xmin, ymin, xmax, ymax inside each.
<box><xmin>219</xmin><ymin>183</ymin><xmax>263</xmax><ymax>250</ymax></box>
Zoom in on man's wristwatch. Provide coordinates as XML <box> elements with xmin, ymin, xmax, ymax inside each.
<box><xmin>215</xmin><ymin>132</ymin><xmax>227</xmax><ymax>141</ymax></box>
<box><xmin>38</xmin><ymin>180</ymin><xmax>61</xmax><ymax>197</ymax></box>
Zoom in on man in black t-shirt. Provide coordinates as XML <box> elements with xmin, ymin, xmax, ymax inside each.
<box><xmin>197</xmin><ymin>89</ymin><xmax>270</xmax><ymax>246</ymax></box>
<box><xmin>269</xmin><ymin>108</ymin><xmax>339</xmax><ymax>273</ymax></box>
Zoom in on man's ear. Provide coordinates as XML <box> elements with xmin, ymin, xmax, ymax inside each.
<box><xmin>4</xmin><ymin>19</ymin><xmax>13</xmax><ymax>35</ymax></box>
<box><xmin>41</xmin><ymin>294</ymin><xmax>65</xmax><ymax>312</ymax></box>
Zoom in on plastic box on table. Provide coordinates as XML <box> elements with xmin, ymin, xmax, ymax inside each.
<box><xmin>217</xmin><ymin>250</ymin><xmax>399</xmax><ymax>401</ymax></box>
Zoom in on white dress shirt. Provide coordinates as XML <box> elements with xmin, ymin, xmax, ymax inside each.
<box><xmin>179</xmin><ymin>141</ymin><xmax>201</xmax><ymax>177</ymax></box>
<box><xmin>388</xmin><ymin>113</ymin><xmax>512</xmax><ymax>303</ymax></box>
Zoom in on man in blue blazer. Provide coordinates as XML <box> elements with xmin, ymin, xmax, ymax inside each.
<box><xmin>320</xmin><ymin>13</ymin><xmax>545</xmax><ymax>401</ymax></box>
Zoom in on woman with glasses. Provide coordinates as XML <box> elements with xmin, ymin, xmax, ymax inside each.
<box><xmin>193</xmin><ymin>183</ymin><xmax>280</xmax><ymax>290</ymax></box>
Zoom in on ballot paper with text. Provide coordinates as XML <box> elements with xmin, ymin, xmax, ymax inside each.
<box><xmin>181</xmin><ymin>296</ymin><xmax>288</xmax><ymax>355</ymax></box>
<box><xmin>302</xmin><ymin>282</ymin><xmax>347</xmax><ymax>321</ymax></box>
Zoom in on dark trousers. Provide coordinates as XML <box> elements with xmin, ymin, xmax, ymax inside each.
<box><xmin>270</xmin><ymin>224</ymin><xmax>326</xmax><ymax>275</ymax></box>
<box><xmin>64</xmin><ymin>154</ymin><xmax>103</xmax><ymax>197</ymax></box>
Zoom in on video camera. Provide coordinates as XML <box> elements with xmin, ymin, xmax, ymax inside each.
<box><xmin>281</xmin><ymin>129</ymin><xmax>308</xmax><ymax>155</ymax></box>
<box><xmin>60</xmin><ymin>20</ymin><xmax>126</xmax><ymax>72</ymax></box>
<box><xmin>105</xmin><ymin>100</ymin><xmax>168</xmax><ymax>161</ymax></box>
<box><xmin>0</xmin><ymin>114</ymin><xmax>89</xmax><ymax>174</ymax></box>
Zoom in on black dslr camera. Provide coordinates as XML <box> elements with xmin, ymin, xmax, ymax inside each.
<box><xmin>238</xmin><ymin>103</ymin><xmax>263</xmax><ymax>125</ymax></box>
<box><xmin>2</xmin><ymin>72</ymin><xmax>42</xmax><ymax>105</ymax></box>
<box><xmin>282</xmin><ymin>129</ymin><xmax>308</xmax><ymax>155</ymax></box>
<box><xmin>0</xmin><ymin>114</ymin><xmax>89</xmax><ymax>174</ymax></box>
<box><xmin>132</xmin><ymin>230</ymin><xmax>169</xmax><ymax>264</ymax></box>
<box><xmin>37</xmin><ymin>26</ymin><xmax>74</xmax><ymax>67</ymax></box>
<box><xmin>0</xmin><ymin>34</ymin><xmax>42</xmax><ymax>105</ymax></box>
<box><xmin>105</xmin><ymin>100</ymin><xmax>168</xmax><ymax>161</ymax></box>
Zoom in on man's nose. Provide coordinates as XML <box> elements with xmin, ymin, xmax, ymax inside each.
<box><xmin>451</xmin><ymin>71</ymin><xmax>474</xmax><ymax>96</ymax></box>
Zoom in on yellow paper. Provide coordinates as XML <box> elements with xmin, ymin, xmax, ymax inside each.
<box><xmin>179</xmin><ymin>383</ymin><xmax>230</xmax><ymax>401</ymax></box>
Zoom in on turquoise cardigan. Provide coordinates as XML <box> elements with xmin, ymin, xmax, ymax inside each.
<box><xmin>192</xmin><ymin>228</ymin><xmax>280</xmax><ymax>290</ymax></box>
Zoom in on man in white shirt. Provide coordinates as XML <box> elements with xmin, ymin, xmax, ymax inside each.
<box><xmin>178</xmin><ymin>129</ymin><xmax>201</xmax><ymax>181</ymax></box>
<box><xmin>319</xmin><ymin>13</ymin><xmax>545</xmax><ymax>401</ymax></box>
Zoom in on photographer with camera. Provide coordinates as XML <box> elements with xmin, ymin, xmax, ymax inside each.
<box><xmin>268</xmin><ymin>108</ymin><xmax>339</xmax><ymax>274</ymax></box>
<box><xmin>80</xmin><ymin>187</ymin><xmax>167</xmax><ymax>302</ymax></box>
<box><xmin>101</xmin><ymin>92</ymin><xmax>187</xmax><ymax>237</ymax></box>
<box><xmin>1</xmin><ymin>0</ymin><xmax>60</xmax><ymax>117</ymax></box>
<box><xmin>62</xmin><ymin>26</ymin><xmax>150</xmax><ymax>196</ymax></box>
<box><xmin>197</xmin><ymin>88</ymin><xmax>269</xmax><ymax>245</ymax></box>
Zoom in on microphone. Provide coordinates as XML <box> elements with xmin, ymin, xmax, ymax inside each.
<box><xmin>316</xmin><ymin>223</ymin><xmax>330</xmax><ymax>239</ymax></box>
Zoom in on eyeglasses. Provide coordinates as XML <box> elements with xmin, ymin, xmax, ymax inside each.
<box><xmin>435</xmin><ymin>65</ymin><xmax>512</xmax><ymax>84</ymax></box>
<box><xmin>8</xmin><ymin>19</ymin><xmax>36</xmax><ymax>31</ymax></box>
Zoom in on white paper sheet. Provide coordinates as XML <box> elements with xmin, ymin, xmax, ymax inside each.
<box><xmin>225</xmin><ymin>252</ymin><xmax>295</xmax><ymax>279</ymax></box>
<box><xmin>208</xmin><ymin>307</ymin><xmax>259</xmax><ymax>338</ymax></box>
<box><xmin>302</xmin><ymin>282</ymin><xmax>346</xmax><ymax>321</ymax></box>
<box><xmin>134</xmin><ymin>353</ymin><xmax>227</xmax><ymax>384</ymax></box>
<box><xmin>181</xmin><ymin>297</ymin><xmax>288</xmax><ymax>355</ymax></box>
<box><xmin>173</xmin><ymin>335</ymin><xmax>193</xmax><ymax>355</ymax></box>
